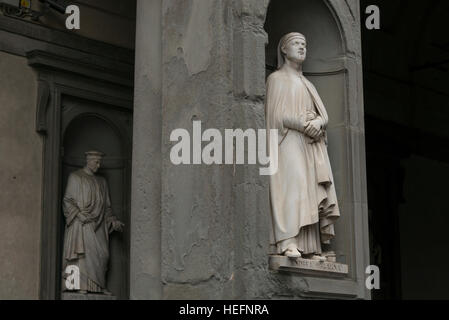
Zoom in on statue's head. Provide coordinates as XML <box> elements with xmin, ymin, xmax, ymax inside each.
<box><xmin>277</xmin><ymin>32</ymin><xmax>307</xmax><ymax>69</ymax></box>
<box><xmin>85</xmin><ymin>150</ymin><xmax>105</xmax><ymax>174</ymax></box>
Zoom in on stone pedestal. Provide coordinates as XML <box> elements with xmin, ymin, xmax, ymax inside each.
<box><xmin>269</xmin><ymin>255</ymin><xmax>349</xmax><ymax>277</ymax></box>
<box><xmin>61</xmin><ymin>292</ymin><xmax>117</xmax><ymax>300</ymax></box>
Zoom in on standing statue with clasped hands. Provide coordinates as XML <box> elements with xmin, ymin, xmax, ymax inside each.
<box><xmin>266</xmin><ymin>32</ymin><xmax>340</xmax><ymax>260</ymax></box>
<box><xmin>62</xmin><ymin>151</ymin><xmax>124</xmax><ymax>294</ymax></box>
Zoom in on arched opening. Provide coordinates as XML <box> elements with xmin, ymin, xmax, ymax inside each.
<box><xmin>61</xmin><ymin>114</ymin><xmax>130</xmax><ymax>299</ymax></box>
<box><xmin>264</xmin><ymin>0</ymin><xmax>344</xmax><ymax>75</ymax></box>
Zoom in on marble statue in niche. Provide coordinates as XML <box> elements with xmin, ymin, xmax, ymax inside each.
<box><xmin>62</xmin><ymin>151</ymin><xmax>124</xmax><ymax>295</ymax></box>
<box><xmin>266</xmin><ymin>32</ymin><xmax>340</xmax><ymax>261</ymax></box>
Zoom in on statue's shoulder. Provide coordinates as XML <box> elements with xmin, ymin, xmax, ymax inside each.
<box><xmin>66</xmin><ymin>170</ymin><xmax>84</xmax><ymax>185</ymax></box>
<box><xmin>267</xmin><ymin>72</ymin><xmax>287</xmax><ymax>95</ymax></box>
<box><xmin>267</xmin><ymin>70</ymin><xmax>286</xmax><ymax>83</ymax></box>
<box><xmin>299</xmin><ymin>74</ymin><xmax>319</xmax><ymax>93</ymax></box>
<box><xmin>300</xmin><ymin>74</ymin><xmax>313</xmax><ymax>85</ymax></box>
<box><xmin>70</xmin><ymin>169</ymin><xmax>84</xmax><ymax>179</ymax></box>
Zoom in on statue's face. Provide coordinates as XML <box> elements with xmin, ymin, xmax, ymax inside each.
<box><xmin>282</xmin><ymin>37</ymin><xmax>307</xmax><ymax>64</ymax></box>
<box><xmin>86</xmin><ymin>157</ymin><xmax>101</xmax><ymax>173</ymax></box>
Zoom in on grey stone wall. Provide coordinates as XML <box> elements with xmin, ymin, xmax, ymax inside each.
<box><xmin>0</xmin><ymin>52</ymin><xmax>42</xmax><ymax>299</ymax></box>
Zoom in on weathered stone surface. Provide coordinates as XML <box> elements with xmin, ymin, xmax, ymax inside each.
<box><xmin>160</xmin><ymin>0</ymin><xmax>235</xmax><ymax>298</ymax></box>
<box><xmin>0</xmin><ymin>52</ymin><xmax>41</xmax><ymax>300</ymax></box>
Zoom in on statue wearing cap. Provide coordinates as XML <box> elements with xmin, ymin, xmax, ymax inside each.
<box><xmin>62</xmin><ymin>151</ymin><xmax>124</xmax><ymax>294</ymax></box>
<box><xmin>266</xmin><ymin>33</ymin><xmax>340</xmax><ymax>260</ymax></box>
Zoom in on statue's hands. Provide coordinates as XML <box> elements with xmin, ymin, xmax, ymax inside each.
<box><xmin>297</xmin><ymin>114</ymin><xmax>308</xmax><ymax>132</ymax></box>
<box><xmin>306</xmin><ymin>111</ymin><xmax>317</xmax><ymax>122</ymax></box>
<box><xmin>304</xmin><ymin>119</ymin><xmax>322</xmax><ymax>139</ymax></box>
<box><xmin>112</xmin><ymin>220</ymin><xmax>125</xmax><ymax>232</ymax></box>
<box><xmin>284</xmin><ymin>114</ymin><xmax>308</xmax><ymax>133</ymax></box>
<box><xmin>77</xmin><ymin>210</ymin><xmax>89</xmax><ymax>224</ymax></box>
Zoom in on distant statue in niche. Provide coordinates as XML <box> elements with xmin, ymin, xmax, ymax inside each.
<box><xmin>266</xmin><ymin>32</ymin><xmax>340</xmax><ymax>260</ymax></box>
<box><xmin>62</xmin><ymin>151</ymin><xmax>124</xmax><ymax>294</ymax></box>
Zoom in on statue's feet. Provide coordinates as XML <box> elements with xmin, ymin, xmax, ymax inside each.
<box><xmin>284</xmin><ymin>245</ymin><xmax>301</xmax><ymax>258</ymax></box>
<box><xmin>303</xmin><ymin>254</ymin><xmax>326</xmax><ymax>262</ymax></box>
<box><xmin>312</xmin><ymin>255</ymin><xmax>326</xmax><ymax>262</ymax></box>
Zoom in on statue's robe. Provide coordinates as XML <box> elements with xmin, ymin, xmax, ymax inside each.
<box><xmin>62</xmin><ymin>169</ymin><xmax>115</xmax><ymax>292</ymax></box>
<box><xmin>266</xmin><ymin>70</ymin><xmax>340</xmax><ymax>255</ymax></box>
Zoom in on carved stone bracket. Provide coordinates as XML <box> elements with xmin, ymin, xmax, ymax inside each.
<box><xmin>36</xmin><ymin>80</ymin><xmax>50</xmax><ymax>134</ymax></box>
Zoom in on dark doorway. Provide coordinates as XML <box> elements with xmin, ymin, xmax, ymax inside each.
<box><xmin>361</xmin><ymin>0</ymin><xmax>449</xmax><ymax>299</ymax></box>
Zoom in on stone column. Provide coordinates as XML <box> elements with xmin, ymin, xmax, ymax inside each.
<box><xmin>159</xmin><ymin>0</ymin><xmax>236</xmax><ymax>299</ymax></box>
<box><xmin>130</xmin><ymin>0</ymin><xmax>163</xmax><ymax>299</ymax></box>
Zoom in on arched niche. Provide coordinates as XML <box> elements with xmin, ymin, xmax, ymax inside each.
<box><xmin>264</xmin><ymin>0</ymin><xmax>359</xmax><ymax>279</ymax></box>
<box><xmin>61</xmin><ymin>109</ymin><xmax>131</xmax><ymax>300</ymax></box>
<box><xmin>265</xmin><ymin>0</ymin><xmax>344</xmax><ymax>73</ymax></box>
<box><xmin>63</xmin><ymin>115</ymin><xmax>124</xmax><ymax>160</ymax></box>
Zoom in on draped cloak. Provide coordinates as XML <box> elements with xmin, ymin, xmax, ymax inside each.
<box><xmin>62</xmin><ymin>169</ymin><xmax>115</xmax><ymax>292</ymax></box>
<box><xmin>266</xmin><ymin>70</ymin><xmax>340</xmax><ymax>254</ymax></box>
